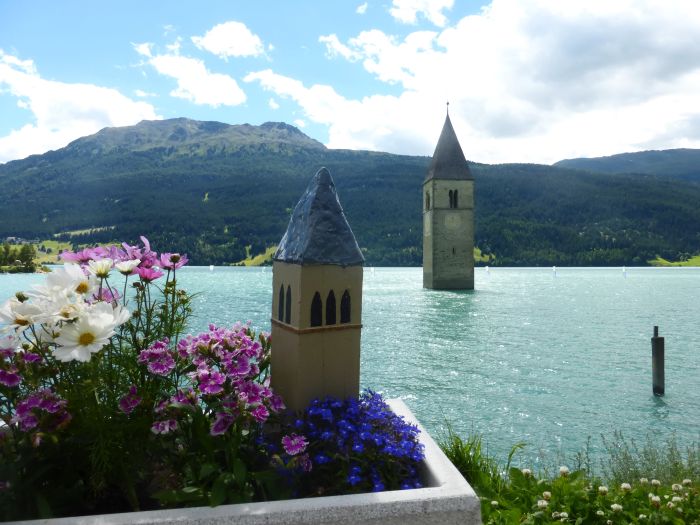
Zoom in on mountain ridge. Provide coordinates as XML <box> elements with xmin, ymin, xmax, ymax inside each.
<box><xmin>1</xmin><ymin>118</ymin><xmax>699</xmax><ymax>267</ymax></box>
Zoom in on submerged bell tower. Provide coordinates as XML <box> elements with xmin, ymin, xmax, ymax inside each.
<box><xmin>423</xmin><ymin>108</ymin><xmax>474</xmax><ymax>290</ymax></box>
<box><xmin>271</xmin><ymin>167</ymin><xmax>364</xmax><ymax>411</ymax></box>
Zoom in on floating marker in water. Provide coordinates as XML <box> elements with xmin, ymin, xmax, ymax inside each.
<box><xmin>209</xmin><ymin>265</ymin><xmax>214</xmax><ymax>271</ymax></box>
<box><xmin>552</xmin><ymin>265</ymin><xmax>557</xmax><ymax>276</ymax></box>
<box><xmin>622</xmin><ymin>266</ymin><xmax>627</xmax><ymax>277</ymax></box>
<box><xmin>485</xmin><ymin>265</ymin><xmax>489</xmax><ymax>273</ymax></box>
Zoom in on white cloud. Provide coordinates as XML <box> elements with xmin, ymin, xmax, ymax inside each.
<box><xmin>389</xmin><ymin>0</ymin><xmax>453</xmax><ymax>27</ymax></box>
<box><xmin>289</xmin><ymin>0</ymin><xmax>700</xmax><ymax>163</ymax></box>
<box><xmin>293</xmin><ymin>119</ymin><xmax>306</xmax><ymax>128</ymax></box>
<box><xmin>0</xmin><ymin>50</ymin><xmax>158</xmax><ymax>163</ymax></box>
<box><xmin>134</xmin><ymin>43</ymin><xmax>246</xmax><ymax>107</ymax></box>
<box><xmin>192</xmin><ymin>21</ymin><xmax>264</xmax><ymax>59</ymax></box>
<box><xmin>134</xmin><ymin>89</ymin><xmax>156</xmax><ymax>98</ymax></box>
<box><xmin>268</xmin><ymin>97</ymin><xmax>279</xmax><ymax>109</ymax></box>
<box><xmin>356</xmin><ymin>2</ymin><xmax>368</xmax><ymax>14</ymax></box>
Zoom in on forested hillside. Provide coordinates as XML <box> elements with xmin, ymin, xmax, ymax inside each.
<box><xmin>1</xmin><ymin>118</ymin><xmax>699</xmax><ymax>266</ymax></box>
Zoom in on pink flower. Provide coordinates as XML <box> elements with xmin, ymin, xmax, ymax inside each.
<box><xmin>282</xmin><ymin>433</ymin><xmax>309</xmax><ymax>455</ymax></box>
<box><xmin>210</xmin><ymin>412</ymin><xmax>235</xmax><ymax>436</ymax></box>
<box><xmin>136</xmin><ymin>267</ymin><xmax>164</xmax><ymax>283</ymax></box>
<box><xmin>159</xmin><ymin>252</ymin><xmax>188</xmax><ymax>270</ymax></box>
<box><xmin>118</xmin><ymin>385</ymin><xmax>142</xmax><ymax>414</ymax></box>
<box><xmin>198</xmin><ymin>370</ymin><xmax>226</xmax><ymax>395</ymax></box>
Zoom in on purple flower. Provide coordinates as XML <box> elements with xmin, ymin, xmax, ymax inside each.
<box><xmin>21</xmin><ymin>352</ymin><xmax>41</xmax><ymax>363</ymax></box>
<box><xmin>159</xmin><ymin>252</ymin><xmax>189</xmax><ymax>270</ymax></box>
<box><xmin>138</xmin><ymin>339</ymin><xmax>175</xmax><ymax>376</ymax></box>
<box><xmin>210</xmin><ymin>412</ymin><xmax>235</xmax><ymax>436</ymax></box>
<box><xmin>251</xmin><ymin>404</ymin><xmax>270</xmax><ymax>423</ymax></box>
<box><xmin>12</xmin><ymin>389</ymin><xmax>71</xmax><ymax>432</ymax></box>
<box><xmin>118</xmin><ymin>385</ymin><xmax>142</xmax><ymax>414</ymax></box>
<box><xmin>93</xmin><ymin>287</ymin><xmax>121</xmax><ymax>303</ymax></box>
<box><xmin>197</xmin><ymin>370</ymin><xmax>226</xmax><ymax>395</ymax></box>
<box><xmin>151</xmin><ymin>419</ymin><xmax>178</xmax><ymax>435</ymax></box>
<box><xmin>136</xmin><ymin>267</ymin><xmax>164</xmax><ymax>283</ymax></box>
<box><xmin>282</xmin><ymin>433</ymin><xmax>309</xmax><ymax>455</ymax></box>
<box><xmin>0</xmin><ymin>368</ymin><xmax>21</xmax><ymax>387</ymax></box>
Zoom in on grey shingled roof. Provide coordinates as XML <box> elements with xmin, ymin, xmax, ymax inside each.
<box><xmin>425</xmin><ymin>113</ymin><xmax>473</xmax><ymax>181</ymax></box>
<box><xmin>274</xmin><ymin>167</ymin><xmax>364</xmax><ymax>266</ymax></box>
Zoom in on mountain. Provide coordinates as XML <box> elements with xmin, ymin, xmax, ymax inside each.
<box><xmin>1</xmin><ymin>118</ymin><xmax>700</xmax><ymax>266</ymax></box>
<box><xmin>554</xmin><ymin>148</ymin><xmax>700</xmax><ymax>181</ymax></box>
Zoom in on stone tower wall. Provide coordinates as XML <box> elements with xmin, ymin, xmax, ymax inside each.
<box><xmin>422</xmin><ymin>179</ymin><xmax>474</xmax><ymax>290</ymax></box>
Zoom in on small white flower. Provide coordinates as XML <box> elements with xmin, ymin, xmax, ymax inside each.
<box><xmin>522</xmin><ymin>468</ymin><xmax>532</xmax><ymax>478</ymax></box>
<box><xmin>672</xmin><ymin>483</ymin><xmax>682</xmax><ymax>492</ymax></box>
<box><xmin>610</xmin><ymin>504</ymin><xmax>622</xmax><ymax>513</ymax></box>
<box><xmin>639</xmin><ymin>514</ymin><xmax>647</xmax><ymax>520</ymax></box>
<box><xmin>115</xmin><ymin>259</ymin><xmax>141</xmax><ymax>275</ymax></box>
<box><xmin>543</xmin><ymin>491</ymin><xmax>551</xmax><ymax>500</ymax></box>
<box><xmin>667</xmin><ymin>501</ymin><xmax>675</xmax><ymax>509</ymax></box>
<box><xmin>620</xmin><ymin>482</ymin><xmax>631</xmax><ymax>491</ymax></box>
<box><xmin>88</xmin><ymin>258</ymin><xmax>113</xmax><ymax>278</ymax></box>
<box><xmin>0</xmin><ymin>298</ymin><xmax>43</xmax><ymax>332</ymax></box>
<box><xmin>650</xmin><ymin>495</ymin><xmax>661</xmax><ymax>507</ymax></box>
<box><xmin>682</xmin><ymin>479</ymin><xmax>692</xmax><ymax>486</ymax></box>
<box><xmin>559</xmin><ymin>511</ymin><xmax>568</xmax><ymax>519</ymax></box>
<box><xmin>491</xmin><ymin>501</ymin><xmax>499</xmax><ymax>508</ymax></box>
<box><xmin>537</xmin><ymin>499</ymin><xmax>548</xmax><ymax>509</ymax></box>
<box><xmin>596</xmin><ymin>510</ymin><xmax>604</xmax><ymax>517</ymax></box>
<box><xmin>552</xmin><ymin>512</ymin><xmax>560</xmax><ymax>519</ymax></box>
<box><xmin>672</xmin><ymin>496</ymin><xmax>682</xmax><ymax>503</ymax></box>
<box><xmin>639</xmin><ymin>477</ymin><xmax>649</xmax><ymax>485</ymax></box>
<box><xmin>651</xmin><ymin>479</ymin><xmax>661</xmax><ymax>486</ymax></box>
<box><xmin>598</xmin><ymin>486</ymin><xmax>608</xmax><ymax>495</ymax></box>
<box><xmin>606</xmin><ymin>520</ymin><xmax>613</xmax><ymax>525</ymax></box>
<box><xmin>559</xmin><ymin>465</ymin><xmax>570</xmax><ymax>477</ymax></box>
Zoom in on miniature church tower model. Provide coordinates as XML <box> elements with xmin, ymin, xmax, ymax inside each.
<box><xmin>423</xmin><ymin>108</ymin><xmax>475</xmax><ymax>290</ymax></box>
<box><xmin>271</xmin><ymin>167</ymin><xmax>364</xmax><ymax>411</ymax></box>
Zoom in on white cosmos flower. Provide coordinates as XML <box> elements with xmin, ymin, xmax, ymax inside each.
<box><xmin>0</xmin><ymin>298</ymin><xmax>44</xmax><ymax>333</ymax></box>
<box><xmin>88</xmin><ymin>258</ymin><xmax>114</xmax><ymax>279</ymax></box>
<box><xmin>32</xmin><ymin>263</ymin><xmax>97</xmax><ymax>298</ymax></box>
<box><xmin>53</xmin><ymin>301</ymin><xmax>122</xmax><ymax>362</ymax></box>
<box><xmin>115</xmin><ymin>259</ymin><xmax>141</xmax><ymax>275</ymax></box>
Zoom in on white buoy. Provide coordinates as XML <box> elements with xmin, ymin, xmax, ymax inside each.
<box><xmin>485</xmin><ymin>265</ymin><xmax>489</xmax><ymax>273</ymax></box>
<box><xmin>552</xmin><ymin>265</ymin><xmax>557</xmax><ymax>277</ymax></box>
<box><xmin>209</xmin><ymin>265</ymin><xmax>214</xmax><ymax>271</ymax></box>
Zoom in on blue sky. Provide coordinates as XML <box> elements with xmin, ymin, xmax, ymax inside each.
<box><xmin>2</xmin><ymin>0</ymin><xmax>700</xmax><ymax>165</ymax></box>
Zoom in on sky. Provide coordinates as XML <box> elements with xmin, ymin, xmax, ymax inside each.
<box><xmin>2</xmin><ymin>0</ymin><xmax>700</xmax><ymax>165</ymax></box>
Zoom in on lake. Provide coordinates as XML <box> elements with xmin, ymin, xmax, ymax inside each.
<box><xmin>2</xmin><ymin>266</ymin><xmax>699</xmax><ymax>467</ymax></box>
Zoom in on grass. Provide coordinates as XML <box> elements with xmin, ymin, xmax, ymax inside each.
<box><xmin>649</xmin><ymin>254</ymin><xmax>700</xmax><ymax>266</ymax></box>
<box><xmin>33</xmin><ymin>240</ymin><xmax>72</xmax><ymax>264</ymax></box>
<box><xmin>440</xmin><ymin>429</ymin><xmax>700</xmax><ymax>524</ymax></box>
<box><xmin>475</xmin><ymin>247</ymin><xmax>495</xmax><ymax>264</ymax></box>
<box><xmin>237</xmin><ymin>246</ymin><xmax>277</xmax><ymax>266</ymax></box>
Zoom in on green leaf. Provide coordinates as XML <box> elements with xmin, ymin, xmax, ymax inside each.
<box><xmin>199</xmin><ymin>463</ymin><xmax>217</xmax><ymax>480</ymax></box>
<box><xmin>209</xmin><ymin>476</ymin><xmax>227</xmax><ymax>507</ymax></box>
<box><xmin>233</xmin><ymin>458</ymin><xmax>248</xmax><ymax>484</ymax></box>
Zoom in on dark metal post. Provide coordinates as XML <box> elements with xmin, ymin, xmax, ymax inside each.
<box><xmin>651</xmin><ymin>326</ymin><xmax>665</xmax><ymax>396</ymax></box>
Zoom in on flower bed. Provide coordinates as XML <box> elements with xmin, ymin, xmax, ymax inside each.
<box><xmin>0</xmin><ymin>238</ymin><xmax>479</xmax><ymax>523</ymax></box>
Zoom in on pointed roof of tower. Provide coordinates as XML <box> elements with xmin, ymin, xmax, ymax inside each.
<box><xmin>274</xmin><ymin>167</ymin><xmax>364</xmax><ymax>266</ymax></box>
<box><xmin>425</xmin><ymin>111</ymin><xmax>473</xmax><ymax>181</ymax></box>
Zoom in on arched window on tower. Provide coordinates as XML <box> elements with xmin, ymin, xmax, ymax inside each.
<box><xmin>326</xmin><ymin>290</ymin><xmax>336</xmax><ymax>325</ymax></box>
<box><xmin>310</xmin><ymin>292</ymin><xmax>322</xmax><ymax>327</ymax></box>
<box><xmin>340</xmin><ymin>290</ymin><xmax>351</xmax><ymax>324</ymax></box>
<box><xmin>425</xmin><ymin>191</ymin><xmax>431</xmax><ymax>211</ymax></box>
<box><xmin>448</xmin><ymin>190</ymin><xmax>453</xmax><ymax>209</ymax></box>
<box><xmin>285</xmin><ymin>285</ymin><xmax>292</xmax><ymax>324</ymax></box>
<box><xmin>454</xmin><ymin>189</ymin><xmax>459</xmax><ymax>208</ymax></box>
<box><xmin>278</xmin><ymin>285</ymin><xmax>284</xmax><ymax>321</ymax></box>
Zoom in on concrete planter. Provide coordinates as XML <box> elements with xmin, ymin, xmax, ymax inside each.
<box><xmin>10</xmin><ymin>399</ymin><xmax>481</xmax><ymax>525</ymax></box>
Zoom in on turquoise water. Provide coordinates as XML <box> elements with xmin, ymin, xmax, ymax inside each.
<box><xmin>2</xmin><ymin>267</ymin><xmax>699</xmax><ymax>466</ymax></box>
